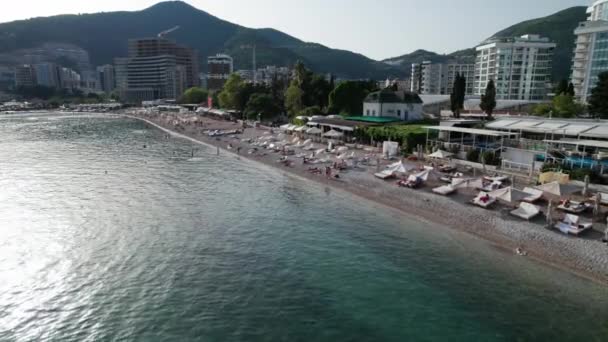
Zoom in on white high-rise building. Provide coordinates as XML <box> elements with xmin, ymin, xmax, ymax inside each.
<box><xmin>474</xmin><ymin>35</ymin><xmax>555</xmax><ymax>101</ymax></box>
<box><xmin>571</xmin><ymin>0</ymin><xmax>608</xmax><ymax>102</ymax></box>
<box><xmin>411</xmin><ymin>61</ymin><xmax>475</xmax><ymax>95</ymax></box>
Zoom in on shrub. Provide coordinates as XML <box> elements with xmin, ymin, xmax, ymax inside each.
<box><xmin>466</xmin><ymin>149</ymin><xmax>480</xmax><ymax>162</ymax></box>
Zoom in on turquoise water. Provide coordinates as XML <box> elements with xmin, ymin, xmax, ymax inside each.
<box><xmin>0</xmin><ymin>113</ymin><xmax>607</xmax><ymax>341</ymax></box>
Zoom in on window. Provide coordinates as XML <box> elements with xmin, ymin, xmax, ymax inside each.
<box><xmin>372</xmin><ymin>110</ymin><xmax>376</xmax><ymax>116</ymax></box>
<box><xmin>397</xmin><ymin>110</ymin><xmax>401</xmax><ymax>117</ymax></box>
<box><xmin>366</xmin><ymin>110</ymin><xmax>370</xmax><ymax>116</ymax></box>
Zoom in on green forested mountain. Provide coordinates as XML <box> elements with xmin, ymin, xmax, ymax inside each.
<box><xmin>382</xmin><ymin>6</ymin><xmax>588</xmax><ymax>82</ymax></box>
<box><xmin>0</xmin><ymin>1</ymin><xmax>405</xmax><ymax>79</ymax></box>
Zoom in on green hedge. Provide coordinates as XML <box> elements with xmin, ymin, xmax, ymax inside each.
<box><xmin>356</xmin><ymin>125</ymin><xmax>431</xmax><ymax>153</ymax></box>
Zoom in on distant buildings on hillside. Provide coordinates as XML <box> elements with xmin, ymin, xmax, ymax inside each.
<box><xmin>236</xmin><ymin>65</ymin><xmax>292</xmax><ymax>86</ymax></box>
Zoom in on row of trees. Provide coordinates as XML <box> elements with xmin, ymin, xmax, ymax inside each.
<box><xmin>450</xmin><ymin>71</ymin><xmax>608</xmax><ymax>120</ymax></box>
<box><xmin>450</xmin><ymin>74</ymin><xmax>496</xmax><ymax>119</ymax></box>
<box><xmin>186</xmin><ymin>61</ymin><xmax>381</xmax><ymax>122</ymax></box>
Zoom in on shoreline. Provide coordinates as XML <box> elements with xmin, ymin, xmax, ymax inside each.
<box><xmin>126</xmin><ymin>113</ymin><xmax>608</xmax><ymax>286</ymax></box>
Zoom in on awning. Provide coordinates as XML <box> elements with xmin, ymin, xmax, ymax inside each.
<box><xmin>294</xmin><ymin>126</ymin><xmax>307</xmax><ymax>132</ymax></box>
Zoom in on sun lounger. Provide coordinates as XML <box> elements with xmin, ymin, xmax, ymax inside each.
<box><xmin>510</xmin><ymin>202</ymin><xmax>541</xmax><ymax>220</ymax></box>
<box><xmin>471</xmin><ymin>192</ymin><xmax>496</xmax><ymax>209</ymax></box>
<box><xmin>484</xmin><ymin>175</ymin><xmax>509</xmax><ymax>183</ymax></box>
<box><xmin>554</xmin><ymin>214</ymin><xmax>593</xmax><ymax>236</ymax></box>
<box><xmin>481</xmin><ymin>181</ymin><xmax>502</xmax><ymax>192</ymax></box>
<box><xmin>557</xmin><ymin>201</ymin><xmax>589</xmax><ymax>214</ymax></box>
<box><xmin>432</xmin><ymin>185</ymin><xmax>456</xmax><ymax>196</ymax></box>
<box><xmin>522</xmin><ymin>187</ymin><xmax>543</xmax><ymax>203</ymax></box>
<box><xmin>591</xmin><ymin>192</ymin><xmax>608</xmax><ymax>206</ymax></box>
<box><xmin>374</xmin><ymin>170</ymin><xmax>395</xmax><ymax>180</ymax></box>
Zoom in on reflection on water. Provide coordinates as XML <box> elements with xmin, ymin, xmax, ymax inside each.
<box><xmin>0</xmin><ymin>113</ymin><xmax>607</xmax><ymax>342</ymax></box>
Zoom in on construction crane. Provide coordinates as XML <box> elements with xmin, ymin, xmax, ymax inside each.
<box><xmin>158</xmin><ymin>26</ymin><xmax>180</xmax><ymax>38</ymax></box>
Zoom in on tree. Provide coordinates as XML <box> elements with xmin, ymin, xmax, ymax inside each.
<box><xmin>328</xmin><ymin>80</ymin><xmax>377</xmax><ymax>115</ymax></box>
<box><xmin>298</xmin><ymin>106</ymin><xmax>322</xmax><ymax>117</ymax></box>
<box><xmin>244</xmin><ymin>93</ymin><xmax>281</xmax><ymax>120</ymax></box>
<box><xmin>181</xmin><ymin>87</ymin><xmax>208</xmax><ymax>104</ymax></box>
<box><xmin>567</xmin><ymin>82</ymin><xmax>575</xmax><ymax>97</ymax></box>
<box><xmin>285</xmin><ymin>80</ymin><xmax>304</xmax><ymax>118</ymax></box>
<box><xmin>480</xmin><ymin>80</ymin><xmax>497</xmax><ymax>119</ymax></box>
<box><xmin>553</xmin><ymin>94</ymin><xmax>584</xmax><ymax>118</ymax></box>
<box><xmin>450</xmin><ymin>73</ymin><xmax>466</xmax><ymax>118</ymax></box>
<box><xmin>555</xmin><ymin>79</ymin><xmax>568</xmax><ymax>95</ymax></box>
<box><xmin>589</xmin><ymin>72</ymin><xmax>608</xmax><ymax>118</ymax></box>
<box><xmin>532</xmin><ymin>103</ymin><xmax>552</xmax><ymax>117</ymax></box>
<box><xmin>308</xmin><ymin>74</ymin><xmax>332</xmax><ymax>110</ymax></box>
<box><xmin>218</xmin><ymin>74</ymin><xmax>245</xmax><ymax>110</ymax></box>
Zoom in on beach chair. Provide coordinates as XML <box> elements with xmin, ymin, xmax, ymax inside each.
<box><xmin>374</xmin><ymin>170</ymin><xmax>395</xmax><ymax>180</ymax></box>
<box><xmin>522</xmin><ymin>187</ymin><xmax>543</xmax><ymax>203</ymax></box>
<box><xmin>472</xmin><ymin>192</ymin><xmax>496</xmax><ymax>209</ymax></box>
<box><xmin>432</xmin><ymin>185</ymin><xmax>456</xmax><ymax>196</ymax></box>
<box><xmin>481</xmin><ymin>180</ymin><xmax>502</xmax><ymax>192</ymax></box>
<box><xmin>554</xmin><ymin>214</ymin><xmax>593</xmax><ymax>236</ymax></box>
<box><xmin>557</xmin><ymin>200</ymin><xmax>589</xmax><ymax>214</ymax></box>
<box><xmin>510</xmin><ymin>202</ymin><xmax>541</xmax><ymax>220</ymax></box>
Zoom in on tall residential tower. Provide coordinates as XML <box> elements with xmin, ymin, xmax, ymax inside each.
<box><xmin>571</xmin><ymin>0</ymin><xmax>608</xmax><ymax>102</ymax></box>
<box><xmin>474</xmin><ymin>35</ymin><xmax>555</xmax><ymax>101</ymax></box>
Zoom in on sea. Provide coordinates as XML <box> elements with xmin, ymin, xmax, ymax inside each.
<box><xmin>0</xmin><ymin>112</ymin><xmax>607</xmax><ymax>342</ymax></box>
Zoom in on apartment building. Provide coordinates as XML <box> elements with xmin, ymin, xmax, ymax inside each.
<box><xmin>474</xmin><ymin>35</ymin><xmax>555</xmax><ymax>101</ymax></box>
<box><xmin>571</xmin><ymin>0</ymin><xmax>608</xmax><ymax>101</ymax></box>
<box><xmin>207</xmin><ymin>54</ymin><xmax>233</xmax><ymax>91</ymax></box>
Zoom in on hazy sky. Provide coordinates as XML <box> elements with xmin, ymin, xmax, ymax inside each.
<box><xmin>0</xmin><ymin>0</ymin><xmax>588</xmax><ymax>60</ymax></box>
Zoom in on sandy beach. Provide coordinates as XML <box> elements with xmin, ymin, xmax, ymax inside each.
<box><xmin>125</xmin><ymin>111</ymin><xmax>608</xmax><ymax>285</ymax></box>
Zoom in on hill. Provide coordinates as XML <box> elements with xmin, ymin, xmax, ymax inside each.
<box><xmin>0</xmin><ymin>1</ymin><xmax>405</xmax><ymax>79</ymax></box>
<box><xmin>382</xmin><ymin>6</ymin><xmax>587</xmax><ymax>81</ymax></box>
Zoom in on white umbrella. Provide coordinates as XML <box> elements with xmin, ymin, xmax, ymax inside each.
<box><xmin>546</xmin><ymin>201</ymin><xmax>553</xmax><ymax>227</ymax></box>
<box><xmin>306</xmin><ymin>127</ymin><xmax>323</xmax><ymax>134</ymax></box>
<box><xmin>323</xmin><ymin>129</ymin><xmax>344</xmax><ymax>138</ymax></box>
<box><xmin>429</xmin><ymin>150</ymin><xmax>453</xmax><ymax>159</ymax></box>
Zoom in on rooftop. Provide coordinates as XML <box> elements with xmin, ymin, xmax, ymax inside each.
<box><xmin>364</xmin><ymin>89</ymin><xmax>423</xmax><ymax>104</ymax></box>
<box><xmin>425</xmin><ymin>126</ymin><xmax>517</xmax><ymax>137</ymax></box>
<box><xmin>486</xmin><ymin>117</ymin><xmax>608</xmax><ymax>138</ymax></box>
<box><xmin>345</xmin><ymin>116</ymin><xmax>403</xmax><ymax>124</ymax></box>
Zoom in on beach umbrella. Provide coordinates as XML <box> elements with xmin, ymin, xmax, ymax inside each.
<box><xmin>546</xmin><ymin>201</ymin><xmax>553</xmax><ymax>227</ymax></box>
<box><xmin>582</xmin><ymin>175</ymin><xmax>590</xmax><ymax>197</ymax></box>
<box><xmin>323</xmin><ymin>130</ymin><xmax>344</xmax><ymax>138</ymax></box>
<box><xmin>306</xmin><ymin>127</ymin><xmax>323</xmax><ymax>135</ymax></box>
<box><xmin>428</xmin><ymin>150</ymin><xmax>454</xmax><ymax>159</ymax></box>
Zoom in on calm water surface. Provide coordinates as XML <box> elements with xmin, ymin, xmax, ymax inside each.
<box><xmin>0</xmin><ymin>113</ymin><xmax>607</xmax><ymax>342</ymax></box>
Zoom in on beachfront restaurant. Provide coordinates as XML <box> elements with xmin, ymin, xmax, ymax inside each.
<box><xmin>542</xmin><ymin>139</ymin><xmax>608</xmax><ymax>173</ymax></box>
<box><xmin>484</xmin><ymin>118</ymin><xmax>608</xmax><ymax>174</ymax></box>
<box><xmin>424</xmin><ymin>126</ymin><xmax>518</xmax><ymax>161</ymax></box>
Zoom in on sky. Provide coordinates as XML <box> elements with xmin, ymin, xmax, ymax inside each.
<box><xmin>0</xmin><ymin>0</ymin><xmax>588</xmax><ymax>60</ymax></box>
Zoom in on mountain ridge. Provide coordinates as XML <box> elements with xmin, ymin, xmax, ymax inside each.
<box><xmin>0</xmin><ymin>2</ymin><xmax>589</xmax><ymax>81</ymax></box>
<box><xmin>0</xmin><ymin>1</ymin><xmax>405</xmax><ymax>79</ymax></box>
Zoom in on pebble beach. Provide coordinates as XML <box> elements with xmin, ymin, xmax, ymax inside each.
<box><xmin>128</xmin><ymin>111</ymin><xmax>608</xmax><ymax>285</ymax></box>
